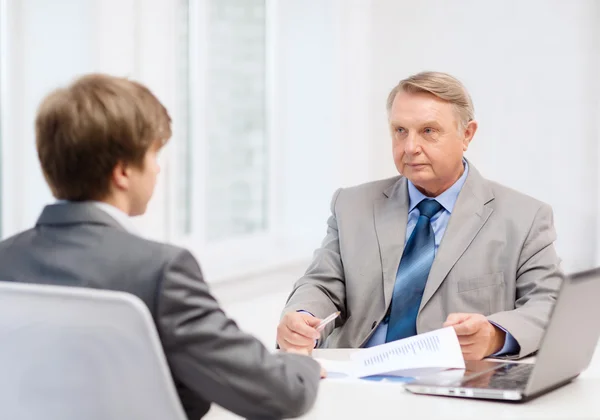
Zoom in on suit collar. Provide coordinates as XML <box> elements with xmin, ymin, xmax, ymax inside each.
<box><xmin>36</xmin><ymin>202</ymin><xmax>126</xmax><ymax>231</ymax></box>
<box><xmin>383</xmin><ymin>175</ymin><xmax>405</xmax><ymax>199</ymax></box>
<box><xmin>375</xmin><ymin>177</ymin><xmax>410</xmax><ymax>310</ymax></box>
<box><xmin>459</xmin><ymin>158</ymin><xmax>495</xmax><ymax>209</ymax></box>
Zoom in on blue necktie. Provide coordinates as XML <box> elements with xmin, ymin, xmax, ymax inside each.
<box><xmin>385</xmin><ymin>199</ymin><xmax>443</xmax><ymax>343</ymax></box>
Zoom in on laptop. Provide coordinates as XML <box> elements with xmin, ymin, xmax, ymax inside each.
<box><xmin>404</xmin><ymin>266</ymin><xmax>600</xmax><ymax>402</ymax></box>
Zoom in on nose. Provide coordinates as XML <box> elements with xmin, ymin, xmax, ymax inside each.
<box><xmin>404</xmin><ymin>132</ymin><xmax>420</xmax><ymax>155</ymax></box>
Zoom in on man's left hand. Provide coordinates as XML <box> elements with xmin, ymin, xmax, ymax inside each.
<box><xmin>443</xmin><ymin>313</ymin><xmax>506</xmax><ymax>360</ymax></box>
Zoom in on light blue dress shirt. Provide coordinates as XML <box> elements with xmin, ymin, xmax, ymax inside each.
<box><xmin>364</xmin><ymin>161</ymin><xmax>519</xmax><ymax>356</ymax></box>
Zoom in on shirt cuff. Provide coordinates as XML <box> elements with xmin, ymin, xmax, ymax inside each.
<box><xmin>489</xmin><ymin>321</ymin><xmax>520</xmax><ymax>356</ymax></box>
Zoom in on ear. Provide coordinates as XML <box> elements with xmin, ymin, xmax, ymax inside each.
<box><xmin>111</xmin><ymin>161</ymin><xmax>131</xmax><ymax>191</ymax></box>
<box><xmin>462</xmin><ymin>120</ymin><xmax>478</xmax><ymax>151</ymax></box>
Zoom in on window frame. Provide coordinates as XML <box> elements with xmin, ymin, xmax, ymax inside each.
<box><xmin>0</xmin><ymin>0</ymin><xmax>9</xmax><ymax>238</ymax></box>
<box><xmin>166</xmin><ymin>0</ymin><xmax>287</xmax><ymax>281</ymax></box>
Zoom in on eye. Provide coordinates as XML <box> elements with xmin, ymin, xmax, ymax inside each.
<box><xmin>396</xmin><ymin>127</ymin><xmax>406</xmax><ymax>134</ymax></box>
<box><xmin>423</xmin><ymin>127</ymin><xmax>434</xmax><ymax>134</ymax></box>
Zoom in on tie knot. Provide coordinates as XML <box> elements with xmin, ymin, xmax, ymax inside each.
<box><xmin>417</xmin><ymin>199</ymin><xmax>442</xmax><ymax>219</ymax></box>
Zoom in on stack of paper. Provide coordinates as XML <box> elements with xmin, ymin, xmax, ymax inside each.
<box><xmin>316</xmin><ymin>327</ymin><xmax>465</xmax><ymax>379</ymax></box>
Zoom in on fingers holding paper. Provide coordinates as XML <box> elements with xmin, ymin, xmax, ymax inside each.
<box><xmin>443</xmin><ymin>313</ymin><xmax>506</xmax><ymax>361</ymax></box>
<box><xmin>277</xmin><ymin>312</ymin><xmax>321</xmax><ymax>353</ymax></box>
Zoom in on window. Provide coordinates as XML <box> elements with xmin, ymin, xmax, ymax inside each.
<box><xmin>169</xmin><ymin>0</ymin><xmax>347</xmax><ymax>280</ymax></box>
<box><xmin>169</xmin><ymin>0</ymin><xmax>277</xmax><ymax>279</ymax></box>
<box><xmin>204</xmin><ymin>0</ymin><xmax>269</xmax><ymax>242</ymax></box>
<box><xmin>174</xmin><ymin>0</ymin><xmax>269</xmax><ymax>244</ymax></box>
<box><xmin>0</xmin><ymin>0</ymin><xmax>6</xmax><ymax>238</ymax></box>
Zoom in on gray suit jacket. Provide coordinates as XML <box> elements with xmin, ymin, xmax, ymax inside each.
<box><xmin>283</xmin><ymin>163</ymin><xmax>563</xmax><ymax>358</ymax></box>
<box><xmin>0</xmin><ymin>203</ymin><xmax>320</xmax><ymax>420</ymax></box>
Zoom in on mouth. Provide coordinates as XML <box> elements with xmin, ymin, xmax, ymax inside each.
<box><xmin>405</xmin><ymin>163</ymin><xmax>428</xmax><ymax>168</ymax></box>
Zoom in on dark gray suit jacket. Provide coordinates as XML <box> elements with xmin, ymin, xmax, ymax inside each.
<box><xmin>0</xmin><ymin>203</ymin><xmax>320</xmax><ymax>419</ymax></box>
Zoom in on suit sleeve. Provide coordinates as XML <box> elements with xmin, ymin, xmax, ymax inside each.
<box><xmin>156</xmin><ymin>249</ymin><xmax>321</xmax><ymax>419</ymax></box>
<box><xmin>487</xmin><ymin>203</ymin><xmax>564</xmax><ymax>358</ymax></box>
<box><xmin>282</xmin><ymin>188</ymin><xmax>348</xmax><ymax>342</ymax></box>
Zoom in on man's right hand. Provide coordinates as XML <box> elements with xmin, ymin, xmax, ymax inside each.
<box><xmin>277</xmin><ymin>312</ymin><xmax>322</xmax><ymax>353</ymax></box>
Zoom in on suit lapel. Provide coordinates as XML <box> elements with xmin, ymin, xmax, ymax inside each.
<box><xmin>419</xmin><ymin>164</ymin><xmax>495</xmax><ymax>310</ymax></box>
<box><xmin>374</xmin><ymin>177</ymin><xmax>409</xmax><ymax>310</ymax></box>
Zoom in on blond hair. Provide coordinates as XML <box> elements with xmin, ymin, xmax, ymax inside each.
<box><xmin>386</xmin><ymin>71</ymin><xmax>474</xmax><ymax>128</ymax></box>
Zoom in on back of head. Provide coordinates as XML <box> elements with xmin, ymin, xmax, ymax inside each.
<box><xmin>35</xmin><ymin>74</ymin><xmax>172</xmax><ymax>201</ymax></box>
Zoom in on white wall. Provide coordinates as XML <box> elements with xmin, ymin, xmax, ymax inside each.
<box><xmin>0</xmin><ymin>0</ymin><xmax>176</xmax><ymax>241</ymax></box>
<box><xmin>2</xmin><ymin>0</ymin><xmax>95</xmax><ymax>236</ymax></box>
<box><xmin>277</xmin><ymin>0</ymin><xmax>337</xmax><ymax>242</ymax></box>
<box><xmin>366</xmin><ymin>0</ymin><xmax>600</xmax><ymax>272</ymax></box>
<box><xmin>1</xmin><ymin>0</ymin><xmax>599</xmax><ymax>277</ymax></box>
<box><xmin>220</xmin><ymin>0</ymin><xmax>600</xmax><ymax>349</ymax></box>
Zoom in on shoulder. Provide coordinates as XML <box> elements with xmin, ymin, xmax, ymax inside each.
<box><xmin>467</xmin><ymin>162</ymin><xmax>552</xmax><ymax>219</ymax></box>
<box><xmin>334</xmin><ymin>176</ymin><xmax>402</xmax><ymax>204</ymax></box>
<box><xmin>0</xmin><ymin>229</ymin><xmax>39</xmax><ymax>255</ymax></box>
<box><xmin>108</xmin><ymin>230</ymin><xmax>194</xmax><ymax>265</ymax></box>
<box><xmin>486</xmin><ymin>180</ymin><xmax>551</xmax><ymax>216</ymax></box>
<box><xmin>472</xmin><ymin>174</ymin><xmax>556</xmax><ymax>241</ymax></box>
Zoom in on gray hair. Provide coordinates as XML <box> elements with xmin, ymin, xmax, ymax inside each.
<box><xmin>387</xmin><ymin>71</ymin><xmax>474</xmax><ymax>129</ymax></box>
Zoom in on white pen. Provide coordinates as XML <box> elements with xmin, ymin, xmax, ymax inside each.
<box><xmin>316</xmin><ymin>311</ymin><xmax>340</xmax><ymax>332</ymax></box>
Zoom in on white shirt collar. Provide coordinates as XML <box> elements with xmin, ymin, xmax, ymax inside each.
<box><xmin>89</xmin><ymin>201</ymin><xmax>139</xmax><ymax>235</ymax></box>
<box><xmin>55</xmin><ymin>200</ymin><xmax>138</xmax><ymax>234</ymax></box>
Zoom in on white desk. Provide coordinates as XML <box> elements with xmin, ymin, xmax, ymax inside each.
<box><xmin>299</xmin><ymin>348</ymin><xmax>600</xmax><ymax>420</ymax></box>
<box><xmin>206</xmin><ymin>347</ymin><xmax>600</xmax><ymax>419</ymax></box>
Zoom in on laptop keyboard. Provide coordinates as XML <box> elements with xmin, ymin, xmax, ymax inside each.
<box><xmin>462</xmin><ymin>363</ymin><xmax>534</xmax><ymax>390</ymax></box>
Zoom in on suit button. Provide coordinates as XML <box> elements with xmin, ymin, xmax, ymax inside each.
<box><xmin>371</xmin><ymin>321</ymin><xmax>377</xmax><ymax>329</ymax></box>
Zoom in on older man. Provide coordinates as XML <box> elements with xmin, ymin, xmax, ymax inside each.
<box><xmin>277</xmin><ymin>71</ymin><xmax>562</xmax><ymax>360</ymax></box>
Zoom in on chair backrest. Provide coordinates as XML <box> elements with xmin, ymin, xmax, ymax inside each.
<box><xmin>0</xmin><ymin>281</ymin><xmax>187</xmax><ymax>420</ymax></box>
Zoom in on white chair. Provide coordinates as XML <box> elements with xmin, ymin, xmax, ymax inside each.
<box><xmin>0</xmin><ymin>281</ymin><xmax>187</xmax><ymax>420</ymax></box>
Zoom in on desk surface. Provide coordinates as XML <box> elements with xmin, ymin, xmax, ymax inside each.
<box><xmin>206</xmin><ymin>347</ymin><xmax>600</xmax><ymax>419</ymax></box>
<box><xmin>300</xmin><ymin>348</ymin><xmax>600</xmax><ymax>420</ymax></box>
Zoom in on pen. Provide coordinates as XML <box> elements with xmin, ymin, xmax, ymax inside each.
<box><xmin>316</xmin><ymin>311</ymin><xmax>340</xmax><ymax>332</ymax></box>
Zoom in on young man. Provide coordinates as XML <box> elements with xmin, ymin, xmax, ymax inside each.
<box><xmin>0</xmin><ymin>74</ymin><xmax>322</xmax><ymax>419</ymax></box>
